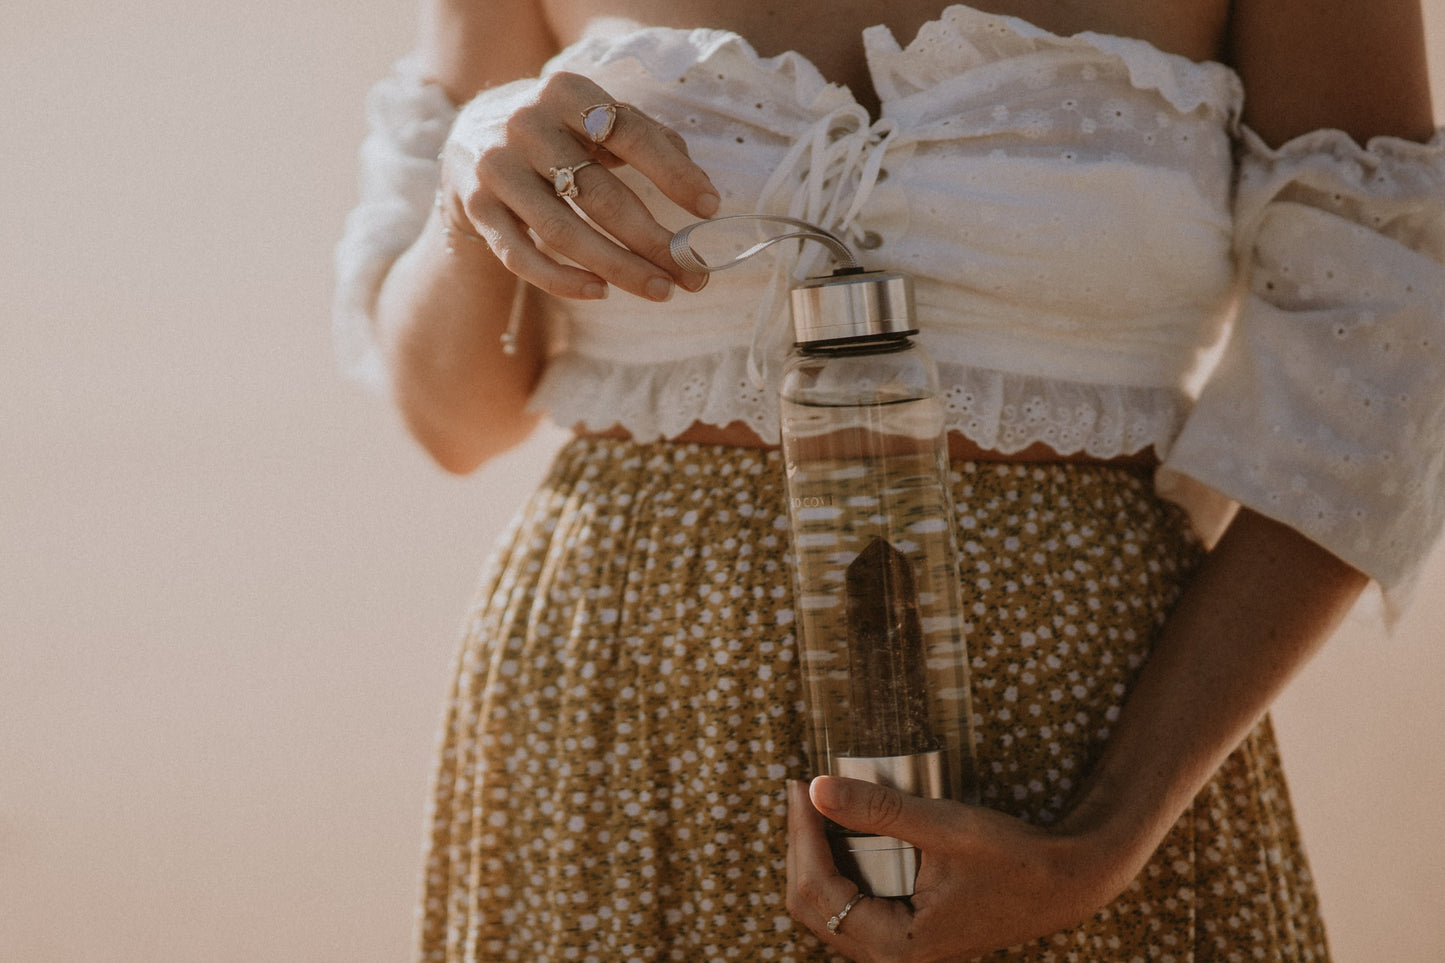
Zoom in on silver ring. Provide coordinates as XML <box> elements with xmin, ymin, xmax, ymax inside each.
<box><xmin>581</xmin><ymin>102</ymin><xmax>630</xmax><ymax>144</ymax></box>
<box><xmin>825</xmin><ymin>891</ymin><xmax>866</xmax><ymax>935</ymax></box>
<box><xmin>548</xmin><ymin>159</ymin><xmax>601</xmax><ymax>199</ymax></box>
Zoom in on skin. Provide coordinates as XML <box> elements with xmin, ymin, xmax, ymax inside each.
<box><xmin>372</xmin><ymin>1</ymin><xmax>1435</xmax><ymax>959</ymax></box>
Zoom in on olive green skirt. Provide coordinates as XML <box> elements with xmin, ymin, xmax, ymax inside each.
<box><xmin>415</xmin><ymin>437</ymin><xmax>1328</xmax><ymax>962</ymax></box>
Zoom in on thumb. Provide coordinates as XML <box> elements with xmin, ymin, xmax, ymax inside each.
<box><xmin>809</xmin><ymin>775</ymin><xmax>958</xmax><ymax>845</ymax></box>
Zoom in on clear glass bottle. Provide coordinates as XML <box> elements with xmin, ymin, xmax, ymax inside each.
<box><xmin>779</xmin><ymin>268</ymin><xmax>979</xmax><ymax>898</ymax></box>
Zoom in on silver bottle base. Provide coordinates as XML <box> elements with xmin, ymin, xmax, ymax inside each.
<box><xmin>829</xmin><ymin>750</ymin><xmax>946</xmax><ymax>897</ymax></box>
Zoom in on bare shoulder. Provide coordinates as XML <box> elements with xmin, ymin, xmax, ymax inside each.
<box><xmin>1227</xmin><ymin>0</ymin><xmax>1434</xmax><ymax>145</ymax></box>
<box><xmin>418</xmin><ymin>0</ymin><xmax>560</xmax><ymax>104</ymax></box>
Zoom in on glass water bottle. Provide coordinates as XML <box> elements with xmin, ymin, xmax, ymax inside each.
<box><xmin>779</xmin><ymin>267</ymin><xmax>979</xmax><ymax>899</ymax></box>
<box><xmin>668</xmin><ymin>215</ymin><xmax>980</xmax><ymax>898</ymax></box>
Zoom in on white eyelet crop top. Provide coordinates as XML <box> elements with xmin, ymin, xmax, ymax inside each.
<box><xmin>334</xmin><ymin>4</ymin><xmax>1445</xmax><ymax>620</ymax></box>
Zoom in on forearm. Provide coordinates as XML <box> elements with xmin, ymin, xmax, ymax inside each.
<box><xmin>1059</xmin><ymin>508</ymin><xmax>1368</xmax><ymax>875</ymax></box>
<box><xmin>375</xmin><ymin>203</ymin><xmax>546</xmax><ymax>474</ymax></box>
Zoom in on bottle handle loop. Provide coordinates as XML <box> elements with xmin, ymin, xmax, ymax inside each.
<box><xmin>669</xmin><ymin>214</ymin><xmax>861</xmax><ymax>274</ymax></box>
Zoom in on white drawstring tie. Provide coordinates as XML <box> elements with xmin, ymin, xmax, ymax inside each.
<box><xmin>744</xmin><ymin>106</ymin><xmax>900</xmax><ymax>387</ymax></box>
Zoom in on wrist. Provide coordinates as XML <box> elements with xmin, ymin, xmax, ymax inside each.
<box><xmin>1051</xmin><ymin>771</ymin><xmax>1175</xmax><ymax>892</ymax></box>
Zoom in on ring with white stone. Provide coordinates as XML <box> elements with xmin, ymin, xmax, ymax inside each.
<box><xmin>580</xmin><ymin>102</ymin><xmax>631</xmax><ymax>144</ymax></box>
<box><xmin>548</xmin><ymin>159</ymin><xmax>602</xmax><ymax>199</ymax></box>
<box><xmin>825</xmin><ymin>891</ymin><xmax>866</xmax><ymax>936</ymax></box>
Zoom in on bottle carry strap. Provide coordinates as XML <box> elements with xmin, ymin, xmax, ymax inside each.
<box><xmin>669</xmin><ymin>214</ymin><xmax>861</xmax><ymax>274</ymax></box>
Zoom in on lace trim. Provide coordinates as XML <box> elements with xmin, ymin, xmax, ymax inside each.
<box><xmin>937</xmin><ymin>363</ymin><xmax>1186</xmax><ymax>456</ymax></box>
<box><xmin>552</xmin><ymin>26</ymin><xmax>850</xmax><ymax>114</ymax></box>
<box><xmin>1235</xmin><ymin>125</ymin><xmax>1445</xmax><ymax>247</ymax></box>
<box><xmin>557</xmin><ymin>4</ymin><xmax>1241</xmax><ymax>123</ymax></box>
<box><xmin>530</xmin><ymin>348</ymin><xmax>1186</xmax><ymax>457</ymax></box>
<box><xmin>1241</xmin><ymin>124</ymin><xmax>1445</xmax><ymax>174</ymax></box>
<box><xmin>872</xmin><ymin>5</ymin><xmax>1242</xmax><ymax>118</ymax></box>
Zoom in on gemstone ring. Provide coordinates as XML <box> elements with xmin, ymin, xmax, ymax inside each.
<box><xmin>548</xmin><ymin>159</ymin><xmax>602</xmax><ymax>199</ymax></box>
<box><xmin>581</xmin><ymin>102</ymin><xmax>631</xmax><ymax>145</ymax></box>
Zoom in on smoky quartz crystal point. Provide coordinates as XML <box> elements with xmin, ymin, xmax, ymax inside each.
<box><xmin>844</xmin><ymin>537</ymin><xmax>938</xmax><ymax>758</ymax></box>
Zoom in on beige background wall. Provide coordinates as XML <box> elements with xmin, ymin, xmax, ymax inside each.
<box><xmin>2</xmin><ymin>4</ymin><xmax>1442</xmax><ymax>961</ymax></box>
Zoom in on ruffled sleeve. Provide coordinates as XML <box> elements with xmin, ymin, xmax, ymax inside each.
<box><xmin>1159</xmin><ymin>125</ymin><xmax>1445</xmax><ymax>620</ymax></box>
<box><xmin>332</xmin><ymin>56</ymin><xmax>458</xmax><ymax>391</ymax></box>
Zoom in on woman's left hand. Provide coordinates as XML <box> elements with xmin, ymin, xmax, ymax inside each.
<box><xmin>785</xmin><ymin>777</ymin><xmax>1141</xmax><ymax>962</ymax></box>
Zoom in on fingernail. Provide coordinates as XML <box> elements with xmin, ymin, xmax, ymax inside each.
<box><xmin>809</xmin><ymin>775</ymin><xmax>846</xmax><ymax>811</ymax></box>
<box><xmin>646</xmin><ymin>277</ymin><xmax>674</xmax><ymax>302</ymax></box>
<box><xmin>583</xmin><ymin>281</ymin><xmax>608</xmax><ymax>300</ymax></box>
<box><xmin>696</xmin><ymin>192</ymin><xmax>720</xmax><ymax>218</ymax></box>
<box><xmin>680</xmin><ymin>271</ymin><xmax>709</xmax><ymax>293</ymax></box>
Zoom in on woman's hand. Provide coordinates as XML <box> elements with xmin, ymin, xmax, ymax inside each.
<box><xmin>440</xmin><ymin>71</ymin><xmax>720</xmax><ymax>304</ymax></box>
<box><xmin>786</xmin><ymin>777</ymin><xmax>1142</xmax><ymax>962</ymax></box>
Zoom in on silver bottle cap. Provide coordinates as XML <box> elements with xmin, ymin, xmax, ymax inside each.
<box><xmin>790</xmin><ymin>270</ymin><xmax>916</xmax><ymax>345</ymax></box>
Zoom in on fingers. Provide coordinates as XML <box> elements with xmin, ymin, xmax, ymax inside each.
<box><xmin>552</xmin><ymin>159</ymin><xmax>710</xmax><ymax>294</ymax></box>
<box><xmin>470</xmin><ymin>125</ymin><xmax>696</xmax><ymax>301</ymax></box>
<box><xmin>478</xmin><ymin>204</ymin><xmax>610</xmax><ymax>302</ymax></box>
<box><xmin>445</xmin><ymin>71</ymin><xmax>717</xmax><ymax>302</ymax></box>
<box><xmin>786</xmin><ymin>780</ymin><xmax>912</xmax><ymax>954</ymax></box>
<box><xmin>489</xmin><ymin>165</ymin><xmax>688</xmax><ymax>301</ymax></box>
<box><xmin>810</xmin><ymin>775</ymin><xmax>962</xmax><ymax>846</ymax></box>
<box><xmin>785</xmin><ymin>780</ymin><xmax>863</xmax><ymax>932</ymax></box>
<box><xmin>787</xmin><ymin>780</ymin><xmax>854</xmax><ymax>907</ymax></box>
<box><xmin>585</xmin><ymin>101</ymin><xmax>720</xmax><ymax>218</ymax></box>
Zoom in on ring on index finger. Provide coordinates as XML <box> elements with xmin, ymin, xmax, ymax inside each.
<box><xmin>581</xmin><ymin>102</ymin><xmax>631</xmax><ymax>145</ymax></box>
<box><xmin>548</xmin><ymin>159</ymin><xmax>602</xmax><ymax>199</ymax></box>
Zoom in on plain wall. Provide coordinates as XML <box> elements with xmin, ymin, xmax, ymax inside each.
<box><xmin>2</xmin><ymin>4</ymin><xmax>1442</xmax><ymax>961</ymax></box>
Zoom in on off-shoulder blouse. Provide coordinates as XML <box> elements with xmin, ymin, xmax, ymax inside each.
<box><xmin>334</xmin><ymin>4</ymin><xmax>1445</xmax><ymax>618</ymax></box>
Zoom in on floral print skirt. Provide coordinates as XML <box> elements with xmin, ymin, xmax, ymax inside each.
<box><xmin>414</xmin><ymin>437</ymin><xmax>1329</xmax><ymax>962</ymax></box>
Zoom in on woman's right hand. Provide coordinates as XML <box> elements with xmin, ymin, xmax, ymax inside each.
<box><xmin>440</xmin><ymin>71</ymin><xmax>720</xmax><ymax>304</ymax></box>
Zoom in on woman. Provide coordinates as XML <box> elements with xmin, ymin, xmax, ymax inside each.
<box><xmin>334</xmin><ymin>0</ymin><xmax>1442</xmax><ymax>959</ymax></box>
